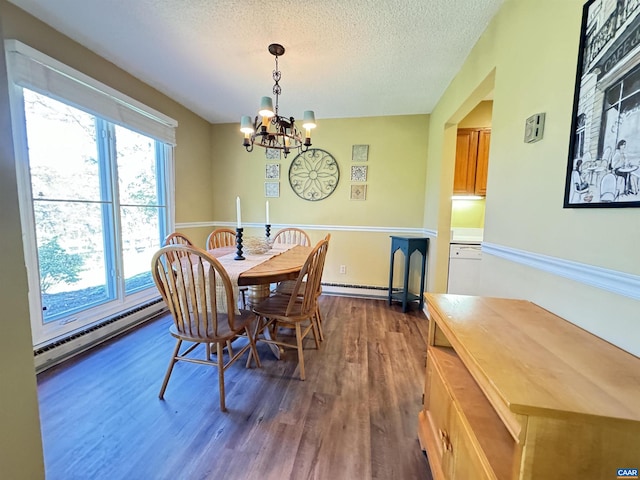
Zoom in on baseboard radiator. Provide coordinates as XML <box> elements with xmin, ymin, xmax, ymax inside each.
<box><xmin>320</xmin><ymin>282</ymin><xmax>389</xmax><ymax>299</ymax></box>
<box><xmin>34</xmin><ymin>299</ymin><xmax>167</xmax><ymax>373</ymax></box>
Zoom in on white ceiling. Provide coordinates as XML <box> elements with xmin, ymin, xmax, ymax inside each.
<box><xmin>7</xmin><ymin>0</ymin><xmax>504</xmax><ymax>124</ymax></box>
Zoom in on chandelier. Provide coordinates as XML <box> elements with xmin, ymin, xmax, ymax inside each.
<box><xmin>240</xmin><ymin>43</ymin><xmax>316</xmax><ymax>158</ymax></box>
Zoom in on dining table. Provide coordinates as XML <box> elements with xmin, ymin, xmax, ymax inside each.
<box><xmin>210</xmin><ymin>243</ymin><xmax>313</xmax><ymax>359</ymax></box>
<box><xmin>209</xmin><ymin>243</ymin><xmax>312</xmax><ymax>306</ymax></box>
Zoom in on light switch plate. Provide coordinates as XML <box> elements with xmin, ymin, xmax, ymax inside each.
<box><xmin>524</xmin><ymin>113</ymin><xmax>545</xmax><ymax>143</ymax></box>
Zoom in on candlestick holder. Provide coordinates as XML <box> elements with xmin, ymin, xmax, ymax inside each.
<box><xmin>265</xmin><ymin>224</ymin><xmax>271</xmax><ymax>239</ymax></box>
<box><xmin>234</xmin><ymin>227</ymin><xmax>245</xmax><ymax>260</ymax></box>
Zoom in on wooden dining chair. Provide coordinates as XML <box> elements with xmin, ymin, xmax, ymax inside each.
<box><xmin>151</xmin><ymin>244</ymin><xmax>261</xmax><ymax>412</ymax></box>
<box><xmin>272</xmin><ymin>227</ymin><xmax>311</xmax><ymax>246</ymax></box>
<box><xmin>163</xmin><ymin>232</ymin><xmax>194</xmax><ymax>246</ymax></box>
<box><xmin>206</xmin><ymin>228</ymin><xmax>247</xmax><ymax>308</ymax></box>
<box><xmin>271</xmin><ymin>227</ymin><xmax>312</xmax><ymax>303</ymax></box>
<box><xmin>206</xmin><ymin>228</ymin><xmax>236</xmax><ymax>250</ymax></box>
<box><xmin>275</xmin><ymin>234</ymin><xmax>330</xmax><ymax>341</ymax></box>
<box><xmin>252</xmin><ymin>237</ymin><xmax>329</xmax><ymax>380</ymax></box>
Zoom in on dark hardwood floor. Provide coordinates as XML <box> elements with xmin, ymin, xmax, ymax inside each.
<box><xmin>37</xmin><ymin>296</ymin><xmax>433</xmax><ymax>479</ymax></box>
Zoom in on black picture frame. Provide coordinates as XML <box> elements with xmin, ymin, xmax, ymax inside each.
<box><xmin>564</xmin><ymin>0</ymin><xmax>640</xmax><ymax>208</ymax></box>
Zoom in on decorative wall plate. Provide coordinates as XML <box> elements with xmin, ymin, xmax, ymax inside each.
<box><xmin>288</xmin><ymin>148</ymin><xmax>339</xmax><ymax>201</ymax></box>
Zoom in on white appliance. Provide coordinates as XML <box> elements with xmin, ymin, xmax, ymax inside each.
<box><xmin>447</xmin><ymin>243</ymin><xmax>482</xmax><ymax>295</ymax></box>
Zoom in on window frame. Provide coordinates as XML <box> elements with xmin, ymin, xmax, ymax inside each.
<box><xmin>5</xmin><ymin>40</ymin><xmax>177</xmax><ymax>347</ymax></box>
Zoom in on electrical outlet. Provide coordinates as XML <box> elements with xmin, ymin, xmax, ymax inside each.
<box><xmin>339</xmin><ymin>265</ymin><xmax>346</xmax><ymax>274</ymax></box>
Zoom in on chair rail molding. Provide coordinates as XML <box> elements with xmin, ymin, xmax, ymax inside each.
<box><xmin>176</xmin><ymin>221</ymin><xmax>429</xmax><ymax>235</ymax></box>
<box><xmin>483</xmin><ymin>242</ymin><xmax>640</xmax><ymax>301</ymax></box>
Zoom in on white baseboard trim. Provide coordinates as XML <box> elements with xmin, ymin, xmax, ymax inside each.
<box><xmin>482</xmin><ymin>242</ymin><xmax>640</xmax><ymax>301</ymax></box>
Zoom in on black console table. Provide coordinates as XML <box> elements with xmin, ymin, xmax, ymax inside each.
<box><xmin>388</xmin><ymin>236</ymin><xmax>429</xmax><ymax>312</ymax></box>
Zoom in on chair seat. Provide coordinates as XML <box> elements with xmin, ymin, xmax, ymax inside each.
<box><xmin>169</xmin><ymin>308</ymin><xmax>255</xmax><ymax>343</ymax></box>
<box><xmin>253</xmin><ymin>295</ymin><xmax>307</xmax><ymax>322</ymax></box>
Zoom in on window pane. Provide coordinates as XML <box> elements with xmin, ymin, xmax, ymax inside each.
<box><xmin>35</xmin><ymin>201</ymin><xmax>113</xmax><ymax>322</ymax></box>
<box><xmin>604</xmin><ymin>83</ymin><xmax>621</xmax><ymax>109</ymax></box>
<box><xmin>622</xmin><ymin>66</ymin><xmax>640</xmax><ymax>99</ymax></box>
<box><xmin>24</xmin><ymin>90</ymin><xmax>102</xmax><ymax>201</ymax></box>
<box><xmin>115</xmin><ymin>125</ymin><xmax>164</xmax><ymax>295</ymax></box>
<box><xmin>115</xmin><ymin>125</ymin><xmax>159</xmax><ymax>206</ymax></box>
<box><xmin>121</xmin><ymin>206</ymin><xmax>163</xmax><ymax>294</ymax></box>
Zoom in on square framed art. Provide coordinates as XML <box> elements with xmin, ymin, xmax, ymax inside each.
<box><xmin>351</xmin><ymin>165</ymin><xmax>368</xmax><ymax>182</ymax></box>
<box><xmin>265</xmin><ymin>163</ymin><xmax>280</xmax><ymax>180</ymax></box>
<box><xmin>350</xmin><ymin>184</ymin><xmax>367</xmax><ymax>200</ymax></box>
<box><xmin>264</xmin><ymin>182</ymin><xmax>280</xmax><ymax>198</ymax></box>
<box><xmin>352</xmin><ymin>144</ymin><xmax>369</xmax><ymax>162</ymax></box>
<box><xmin>265</xmin><ymin>148</ymin><xmax>280</xmax><ymax>160</ymax></box>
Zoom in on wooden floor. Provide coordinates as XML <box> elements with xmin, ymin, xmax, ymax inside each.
<box><xmin>37</xmin><ymin>296</ymin><xmax>433</xmax><ymax>480</ymax></box>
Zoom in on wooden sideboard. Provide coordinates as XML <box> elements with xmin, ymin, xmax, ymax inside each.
<box><xmin>418</xmin><ymin>293</ymin><xmax>640</xmax><ymax>480</ymax></box>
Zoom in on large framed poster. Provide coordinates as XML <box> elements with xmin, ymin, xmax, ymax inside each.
<box><xmin>564</xmin><ymin>0</ymin><xmax>640</xmax><ymax>208</ymax></box>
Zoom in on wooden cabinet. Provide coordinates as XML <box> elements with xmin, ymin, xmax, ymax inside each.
<box><xmin>454</xmin><ymin>128</ymin><xmax>491</xmax><ymax>196</ymax></box>
<box><xmin>418</xmin><ymin>294</ymin><xmax>640</xmax><ymax>480</ymax></box>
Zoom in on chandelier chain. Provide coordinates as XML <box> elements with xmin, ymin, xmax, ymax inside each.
<box><xmin>272</xmin><ymin>55</ymin><xmax>281</xmax><ymax>114</ymax></box>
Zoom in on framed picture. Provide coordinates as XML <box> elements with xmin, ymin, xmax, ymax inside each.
<box><xmin>352</xmin><ymin>144</ymin><xmax>369</xmax><ymax>162</ymax></box>
<box><xmin>351</xmin><ymin>165</ymin><xmax>367</xmax><ymax>182</ymax></box>
<box><xmin>265</xmin><ymin>148</ymin><xmax>280</xmax><ymax>160</ymax></box>
<box><xmin>564</xmin><ymin>0</ymin><xmax>640</xmax><ymax>208</ymax></box>
<box><xmin>265</xmin><ymin>163</ymin><xmax>280</xmax><ymax>180</ymax></box>
<box><xmin>350</xmin><ymin>184</ymin><xmax>367</xmax><ymax>200</ymax></box>
<box><xmin>264</xmin><ymin>182</ymin><xmax>279</xmax><ymax>198</ymax></box>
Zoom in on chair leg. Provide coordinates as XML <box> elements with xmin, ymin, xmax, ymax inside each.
<box><xmin>315</xmin><ymin>304</ymin><xmax>325</xmax><ymax>341</ymax></box>
<box><xmin>159</xmin><ymin>339</ymin><xmax>182</xmax><ymax>399</ymax></box>
<box><xmin>310</xmin><ymin>317</ymin><xmax>321</xmax><ymax>350</ymax></box>
<box><xmin>245</xmin><ymin>325</ymin><xmax>262</xmax><ymax>369</ymax></box>
<box><xmin>217</xmin><ymin>341</ymin><xmax>227</xmax><ymax>412</ymax></box>
<box><xmin>295</xmin><ymin>323</ymin><xmax>306</xmax><ymax>381</ymax></box>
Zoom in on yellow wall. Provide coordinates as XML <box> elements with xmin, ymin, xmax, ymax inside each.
<box><xmin>207</xmin><ymin>115</ymin><xmax>429</xmax><ymax>287</ymax></box>
<box><xmin>425</xmin><ymin>0</ymin><xmax>640</xmax><ymax>355</ymax></box>
<box><xmin>458</xmin><ymin>100</ymin><xmax>493</xmax><ymax>128</ymax></box>
<box><xmin>0</xmin><ymin>2</ymin><xmax>214</xmax><ymax>476</ymax></box>
<box><xmin>0</xmin><ymin>3</ymin><xmax>44</xmax><ymax>477</ymax></box>
<box><xmin>451</xmin><ymin>199</ymin><xmax>485</xmax><ymax>228</ymax></box>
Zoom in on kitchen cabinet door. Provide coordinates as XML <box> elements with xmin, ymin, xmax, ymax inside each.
<box><xmin>454</xmin><ymin>128</ymin><xmax>491</xmax><ymax>196</ymax></box>
<box><xmin>453</xmin><ymin>129</ymin><xmax>478</xmax><ymax>194</ymax></box>
<box><xmin>474</xmin><ymin>130</ymin><xmax>491</xmax><ymax>195</ymax></box>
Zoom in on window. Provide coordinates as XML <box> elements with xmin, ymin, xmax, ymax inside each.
<box><xmin>600</xmin><ymin>63</ymin><xmax>640</xmax><ymax>156</ymax></box>
<box><xmin>6</xmin><ymin>41</ymin><xmax>177</xmax><ymax>346</ymax></box>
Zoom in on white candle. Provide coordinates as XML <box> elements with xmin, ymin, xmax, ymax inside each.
<box><xmin>236</xmin><ymin>196</ymin><xmax>242</xmax><ymax>228</ymax></box>
<box><xmin>265</xmin><ymin>200</ymin><xmax>270</xmax><ymax>224</ymax></box>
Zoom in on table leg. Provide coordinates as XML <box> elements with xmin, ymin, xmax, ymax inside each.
<box><xmin>247</xmin><ymin>284</ymin><xmax>270</xmax><ymax>308</ymax></box>
<box><xmin>248</xmin><ymin>284</ymin><xmax>282</xmax><ymax>359</ymax></box>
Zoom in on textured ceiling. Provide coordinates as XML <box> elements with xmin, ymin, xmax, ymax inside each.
<box><xmin>7</xmin><ymin>0</ymin><xmax>504</xmax><ymax>123</ymax></box>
